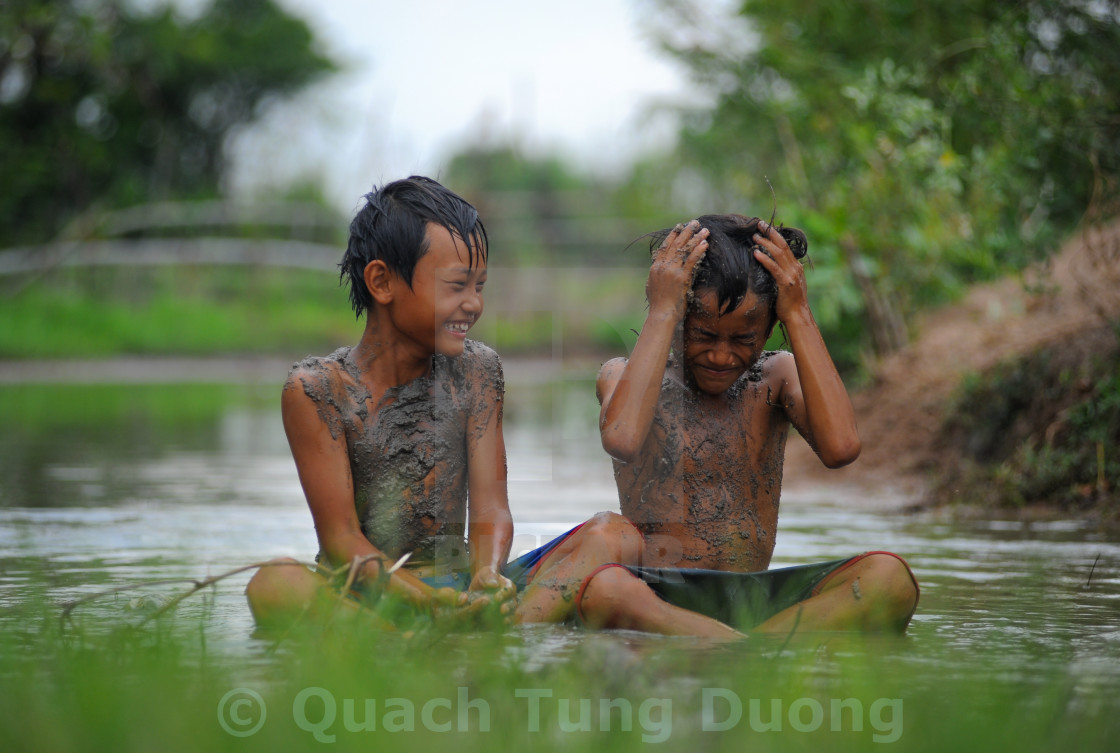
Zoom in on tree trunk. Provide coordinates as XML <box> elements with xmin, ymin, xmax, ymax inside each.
<box><xmin>840</xmin><ymin>238</ymin><xmax>908</xmax><ymax>356</ymax></box>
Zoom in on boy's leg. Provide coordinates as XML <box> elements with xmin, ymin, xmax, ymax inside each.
<box><xmin>752</xmin><ymin>552</ymin><xmax>919</xmax><ymax>634</ymax></box>
<box><xmin>577</xmin><ymin>564</ymin><xmax>744</xmax><ymax>641</ymax></box>
<box><xmin>246</xmin><ymin>557</ymin><xmax>387</xmax><ymax>630</ymax></box>
<box><xmin>513</xmin><ymin>512</ymin><xmax>645</xmax><ymax>624</ymax></box>
<box><xmin>513</xmin><ymin>512</ymin><xmax>747</xmax><ymax>639</ymax></box>
<box><xmin>245</xmin><ymin>558</ymin><xmax>325</xmax><ymax>628</ymax></box>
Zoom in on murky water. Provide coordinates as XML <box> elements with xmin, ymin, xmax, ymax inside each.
<box><xmin>1</xmin><ymin>370</ymin><xmax>1118</xmax><ymax>695</ymax></box>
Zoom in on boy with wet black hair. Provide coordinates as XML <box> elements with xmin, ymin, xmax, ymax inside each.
<box><xmin>570</xmin><ymin>217</ymin><xmax>920</xmax><ymax>637</ymax></box>
<box><xmin>246</xmin><ymin>176</ymin><xmax>517</xmax><ymax>626</ymax></box>
<box><xmin>248</xmin><ymin>175</ymin><xmax>678</xmax><ymax>630</ymax></box>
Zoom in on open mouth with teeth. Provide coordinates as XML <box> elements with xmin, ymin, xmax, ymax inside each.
<box><xmin>443</xmin><ymin>318</ymin><xmax>474</xmax><ymax>337</ymax></box>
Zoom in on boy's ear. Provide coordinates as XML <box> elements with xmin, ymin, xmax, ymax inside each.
<box><xmin>363</xmin><ymin>260</ymin><xmax>394</xmax><ymax>305</ymax></box>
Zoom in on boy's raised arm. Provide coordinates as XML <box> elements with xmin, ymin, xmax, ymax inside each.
<box><xmin>752</xmin><ymin>221</ymin><xmax>861</xmax><ymax>468</ymax></box>
<box><xmin>598</xmin><ymin>221</ymin><xmax>709</xmax><ymax>462</ymax></box>
<box><xmin>281</xmin><ymin>371</ymin><xmax>468</xmax><ymax>609</ymax></box>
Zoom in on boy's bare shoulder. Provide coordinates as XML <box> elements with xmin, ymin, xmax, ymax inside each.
<box><xmin>754</xmin><ymin>349</ymin><xmax>798</xmax><ymax>403</ymax></box>
<box><xmin>282</xmin><ymin>347</ymin><xmax>354</xmax><ymax>409</ymax></box>
<box><xmin>285</xmin><ymin>347</ymin><xmax>350</xmax><ymax>385</ymax></box>
<box><xmin>595</xmin><ymin>357</ymin><xmax>628</xmax><ymax>400</ymax></box>
<box><xmin>460</xmin><ymin>338</ymin><xmax>501</xmax><ymax>369</ymax></box>
<box><xmin>597</xmin><ymin>357</ymin><xmax>628</xmax><ymax>380</ymax></box>
<box><xmin>452</xmin><ymin>339</ymin><xmax>504</xmax><ymax>394</ymax></box>
<box><xmin>757</xmin><ymin>349</ymin><xmax>795</xmax><ymax>379</ymax></box>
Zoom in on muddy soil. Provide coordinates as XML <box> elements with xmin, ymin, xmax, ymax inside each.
<box><xmin>782</xmin><ymin>219</ymin><xmax>1120</xmax><ymax>507</ymax></box>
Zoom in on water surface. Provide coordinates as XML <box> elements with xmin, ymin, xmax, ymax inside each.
<box><xmin>1</xmin><ymin>372</ymin><xmax>1117</xmax><ymax>709</ymax></box>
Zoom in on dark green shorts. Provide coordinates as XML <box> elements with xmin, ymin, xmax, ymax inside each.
<box><xmin>612</xmin><ymin>551</ymin><xmax>920</xmax><ymax>630</ymax></box>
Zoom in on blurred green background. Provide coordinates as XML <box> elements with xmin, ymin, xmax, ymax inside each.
<box><xmin>2</xmin><ymin>6</ymin><xmax>1119</xmax><ymax>753</ymax></box>
<box><xmin>2</xmin><ymin>0</ymin><xmax>1118</xmax><ymax>506</ymax></box>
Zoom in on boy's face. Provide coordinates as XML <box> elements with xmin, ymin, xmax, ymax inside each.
<box><xmin>682</xmin><ymin>288</ymin><xmax>773</xmax><ymax>395</ymax></box>
<box><xmin>391</xmin><ymin>223</ymin><xmax>486</xmax><ymax>357</ymax></box>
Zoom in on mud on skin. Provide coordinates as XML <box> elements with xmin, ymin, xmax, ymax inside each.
<box><xmin>286</xmin><ymin>340</ymin><xmax>503</xmax><ymax>567</ymax></box>
<box><xmin>613</xmin><ymin>351</ymin><xmax>787</xmax><ymax>572</ymax></box>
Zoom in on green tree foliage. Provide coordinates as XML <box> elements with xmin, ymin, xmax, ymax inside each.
<box><xmin>647</xmin><ymin>0</ymin><xmax>1120</xmax><ymax>366</ymax></box>
<box><xmin>0</xmin><ymin>0</ymin><xmax>336</xmax><ymax>246</ymax></box>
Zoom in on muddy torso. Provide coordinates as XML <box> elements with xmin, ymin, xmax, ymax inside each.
<box><xmin>614</xmin><ymin>351</ymin><xmax>789</xmax><ymax>572</ymax></box>
<box><xmin>292</xmin><ymin>340</ymin><xmax>502</xmax><ymax>567</ymax></box>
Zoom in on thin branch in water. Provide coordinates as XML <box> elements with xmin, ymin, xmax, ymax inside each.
<box><xmin>1087</xmin><ymin>553</ymin><xmax>1101</xmax><ymax>588</ymax></box>
<box><xmin>58</xmin><ymin>560</ymin><xmax>315</xmax><ymax>628</ymax></box>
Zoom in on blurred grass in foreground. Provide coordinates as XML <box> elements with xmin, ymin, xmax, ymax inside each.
<box><xmin>0</xmin><ymin>586</ymin><xmax>1115</xmax><ymax>753</ymax></box>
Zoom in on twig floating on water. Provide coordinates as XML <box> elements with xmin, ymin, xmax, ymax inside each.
<box><xmin>1086</xmin><ymin>553</ymin><xmax>1101</xmax><ymax>588</ymax></box>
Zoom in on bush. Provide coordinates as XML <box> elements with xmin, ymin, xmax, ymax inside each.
<box><xmin>930</xmin><ymin>324</ymin><xmax>1120</xmax><ymax>512</ymax></box>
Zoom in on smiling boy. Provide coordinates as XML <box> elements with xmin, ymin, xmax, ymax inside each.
<box><xmin>246</xmin><ymin>176</ymin><xmax>677</xmax><ymax>631</ymax></box>
<box><xmin>574</xmin><ymin>216</ymin><xmax>919</xmax><ymax>638</ymax></box>
<box><xmin>246</xmin><ymin>176</ymin><xmax>516</xmax><ymax>627</ymax></box>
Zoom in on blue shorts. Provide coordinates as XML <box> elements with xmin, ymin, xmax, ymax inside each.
<box><xmin>419</xmin><ymin>523</ymin><xmax>587</xmax><ymax>591</ymax></box>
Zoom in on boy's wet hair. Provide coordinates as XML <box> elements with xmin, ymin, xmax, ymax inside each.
<box><xmin>340</xmin><ymin>176</ymin><xmax>488</xmax><ymax>319</ymax></box>
<box><xmin>649</xmin><ymin>214</ymin><xmax>807</xmax><ymax>323</ymax></box>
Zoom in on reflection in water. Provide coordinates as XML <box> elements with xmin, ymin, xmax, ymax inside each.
<box><xmin>0</xmin><ymin>378</ymin><xmax>1118</xmax><ymax>699</ymax></box>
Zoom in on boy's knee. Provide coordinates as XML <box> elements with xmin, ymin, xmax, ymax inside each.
<box><xmin>864</xmin><ymin>553</ymin><xmax>918</xmax><ymax>595</ymax></box>
<box><xmin>246</xmin><ymin>557</ymin><xmax>303</xmax><ymax>592</ymax></box>
<box><xmin>580</xmin><ymin>512</ymin><xmax>643</xmax><ymax>563</ymax></box>
<box><xmin>578</xmin><ymin>564</ymin><xmax>650</xmax><ymax>628</ymax></box>
<box><xmin>246</xmin><ymin>558</ymin><xmax>319</xmax><ymax>624</ymax></box>
<box><xmin>853</xmin><ymin>553</ymin><xmax>920</xmax><ymax>624</ymax></box>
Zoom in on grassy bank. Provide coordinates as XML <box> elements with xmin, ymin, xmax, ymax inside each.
<box><xmin>0</xmin><ymin>267</ymin><xmax>356</xmax><ymax>359</ymax></box>
<box><xmin>0</xmin><ymin>265</ymin><xmax>651</xmax><ymax>361</ymax></box>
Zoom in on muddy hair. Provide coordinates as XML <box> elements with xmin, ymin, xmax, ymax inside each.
<box><xmin>340</xmin><ymin>176</ymin><xmax>489</xmax><ymax>319</ymax></box>
<box><xmin>649</xmin><ymin>214</ymin><xmax>808</xmax><ymax>324</ymax></box>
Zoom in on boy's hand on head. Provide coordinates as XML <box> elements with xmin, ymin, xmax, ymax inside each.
<box><xmin>647</xmin><ymin>220</ymin><xmax>709</xmax><ymax>320</ymax></box>
<box><xmin>753</xmin><ymin>220</ymin><xmax>810</xmax><ymax>324</ymax></box>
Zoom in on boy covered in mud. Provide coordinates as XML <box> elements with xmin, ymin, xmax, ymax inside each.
<box><xmin>570</xmin><ymin>217</ymin><xmax>920</xmax><ymax>638</ymax></box>
<box><xmin>245</xmin><ymin>175</ymin><xmax>665</xmax><ymax>631</ymax></box>
<box><xmin>246</xmin><ymin>176</ymin><xmax>517</xmax><ymax>627</ymax></box>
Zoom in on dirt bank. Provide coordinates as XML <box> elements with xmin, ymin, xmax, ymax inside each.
<box><xmin>783</xmin><ymin>219</ymin><xmax>1120</xmax><ymax>505</ymax></box>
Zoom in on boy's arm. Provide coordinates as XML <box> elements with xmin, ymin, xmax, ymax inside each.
<box><xmin>598</xmin><ymin>221</ymin><xmax>709</xmax><ymax>462</ymax></box>
<box><xmin>752</xmin><ymin>221</ymin><xmax>861</xmax><ymax>468</ymax></box>
<box><xmin>281</xmin><ymin>370</ymin><xmax>467</xmax><ymax>609</ymax></box>
<box><xmin>464</xmin><ymin>355</ymin><xmax>515</xmax><ymax>602</ymax></box>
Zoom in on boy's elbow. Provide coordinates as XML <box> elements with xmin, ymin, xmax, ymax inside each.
<box><xmin>600</xmin><ymin>428</ymin><xmax>640</xmax><ymax>464</ymax></box>
<box><xmin>820</xmin><ymin>437</ymin><xmax>861</xmax><ymax>468</ymax></box>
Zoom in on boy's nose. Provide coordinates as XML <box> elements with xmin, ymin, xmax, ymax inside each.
<box><xmin>709</xmin><ymin>343</ymin><xmax>735</xmax><ymax>366</ymax></box>
<box><xmin>462</xmin><ymin>289</ymin><xmax>483</xmax><ymax>313</ymax></box>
